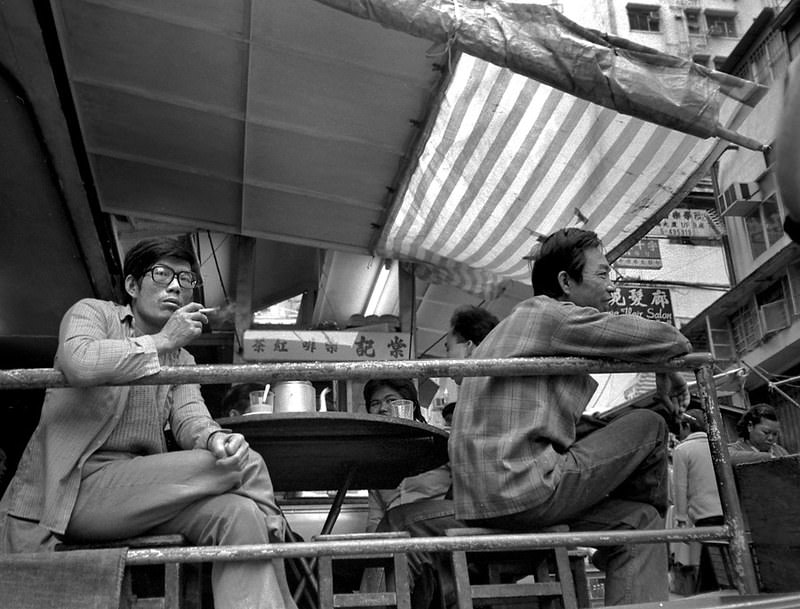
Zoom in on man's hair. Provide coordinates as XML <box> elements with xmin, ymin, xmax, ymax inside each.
<box><xmin>362</xmin><ymin>378</ymin><xmax>425</xmax><ymax>423</ymax></box>
<box><xmin>450</xmin><ymin>306</ymin><xmax>500</xmax><ymax>346</ymax></box>
<box><xmin>683</xmin><ymin>408</ymin><xmax>707</xmax><ymax>434</ymax></box>
<box><xmin>122</xmin><ymin>237</ymin><xmax>200</xmax><ymax>304</ymax></box>
<box><xmin>531</xmin><ymin>228</ymin><xmax>602</xmax><ymax>298</ymax></box>
<box><xmin>736</xmin><ymin>403</ymin><xmax>779</xmax><ymax>440</ymax></box>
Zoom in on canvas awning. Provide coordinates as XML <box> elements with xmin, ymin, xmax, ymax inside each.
<box><xmin>376</xmin><ymin>52</ymin><xmax>751</xmax><ymax>297</ymax></box>
<box><xmin>316</xmin><ymin>0</ymin><xmax>768</xmax><ymax>297</ymax></box>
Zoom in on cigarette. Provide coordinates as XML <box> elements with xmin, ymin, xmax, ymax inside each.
<box><xmin>199</xmin><ymin>307</ymin><xmax>218</xmax><ymax>314</ymax></box>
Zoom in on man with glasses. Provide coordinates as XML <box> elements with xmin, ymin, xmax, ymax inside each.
<box><xmin>0</xmin><ymin>237</ymin><xmax>297</xmax><ymax>609</ymax></box>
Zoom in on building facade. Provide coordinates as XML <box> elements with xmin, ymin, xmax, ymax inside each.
<box><xmin>681</xmin><ymin>0</ymin><xmax>800</xmax><ymax>451</ymax></box>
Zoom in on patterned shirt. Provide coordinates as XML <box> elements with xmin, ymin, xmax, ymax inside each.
<box><xmin>450</xmin><ymin>295</ymin><xmax>692</xmax><ymax>521</ymax></box>
<box><xmin>1</xmin><ymin>298</ymin><xmax>221</xmax><ymax>536</ymax></box>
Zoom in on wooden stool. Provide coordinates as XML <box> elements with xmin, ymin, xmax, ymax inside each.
<box><xmin>313</xmin><ymin>532</ymin><xmax>412</xmax><ymax>609</ymax></box>
<box><xmin>56</xmin><ymin>533</ymin><xmax>200</xmax><ymax>609</ymax></box>
<box><xmin>445</xmin><ymin>526</ymin><xmax>578</xmax><ymax>609</ymax></box>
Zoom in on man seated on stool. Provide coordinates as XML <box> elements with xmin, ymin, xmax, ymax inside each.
<box><xmin>0</xmin><ymin>237</ymin><xmax>297</xmax><ymax>609</ymax></box>
<box><xmin>450</xmin><ymin>227</ymin><xmax>692</xmax><ymax>606</ymax></box>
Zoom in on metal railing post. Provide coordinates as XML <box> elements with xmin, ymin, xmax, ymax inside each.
<box><xmin>695</xmin><ymin>364</ymin><xmax>759</xmax><ymax>594</ymax></box>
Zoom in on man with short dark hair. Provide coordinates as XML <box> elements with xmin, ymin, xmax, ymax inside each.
<box><xmin>450</xmin><ymin>227</ymin><xmax>692</xmax><ymax>605</ymax></box>
<box><xmin>0</xmin><ymin>237</ymin><xmax>297</xmax><ymax>609</ymax></box>
<box><xmin>445</xmin><ymin>305</ymin><xmax>500</xmax><ymax>360</ymax></box>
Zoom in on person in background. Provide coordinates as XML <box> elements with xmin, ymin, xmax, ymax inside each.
<box><xmin>672</xmin><ymin>407</ymin><xmax>723</xmax><ymax>592</ymax></box>
<box><xmin>776</xmin><ymin>56</ymin><xmax>800</xmax><ymax>243</ymax></box>
<box><xmin>221</xmin><ymin>382</ymin><xmax>264</xmax><ymax>417</ymax></box>
<box><xmin>363</xmin><ymin>379</ymin><xmax>445</xmax><ymax>532</ymax></box>
<box><xmin>372</xmin><ymin>306</ymin><xmax>501</xmax><ymax>609</ymax></box>
<box><xmin>441</xmin><ymin>402</ymin><xmax>456</xmax><ymax>428</ymax></box>
<box><xmin>0</xmin><ymin>237</ymin><xmax>297</xmax><ymax>609</ymax></box>
<box><xmin>728</xmin><ymin>403</ymin><xmax>789</xmax><ymax>465</ymax></box>
<box><xmin>444</xmin><ymin>305</ymin><xmax>501</xmax><ymax>362</ymax></box>
<box><xmin>450</xmin><ymin>227</ymin><xmax>692</xmax><ymax>606</ymax></box>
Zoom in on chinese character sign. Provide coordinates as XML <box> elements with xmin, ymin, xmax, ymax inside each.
<box><xmin>242</xmin><ymin>330</ymin><xmax>412</xmax><ymax>361</ymax></box>
<box><xmin>609</xmin><ymin>286</ymin><xmax>675</xmax><ymax>325</ymax></box>
<box><xmin>616</xmin><ymin>238</ymin><xmax>662</xmax><ymax>269</ymax></box>
<box><xmin>651</xmin><ymin>209</ymin><xmax>722</xmax><ymax>240</ymax></box>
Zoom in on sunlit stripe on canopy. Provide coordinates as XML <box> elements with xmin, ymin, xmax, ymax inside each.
<box><xmin>377</xmin><ymin>54</ymin><xmax>720</xmax><ymax>296</ymax></box>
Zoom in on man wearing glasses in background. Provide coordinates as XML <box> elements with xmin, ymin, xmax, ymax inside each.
<box><xmin>0</xmin><ymin>237</ymin><xmax>298</xmax><ymax>609</ymax></box>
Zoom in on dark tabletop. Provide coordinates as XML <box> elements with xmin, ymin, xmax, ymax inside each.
<box><xmin>216</xmin><ymin>411</ymin><xmax>450</xmax><ymax>492</ymax></box>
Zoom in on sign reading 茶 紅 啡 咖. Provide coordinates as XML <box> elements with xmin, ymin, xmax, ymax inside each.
<box><xmin>242</xmin><ymin>330</ymin><xmax>412</xmax><ymax>362</ymax></box>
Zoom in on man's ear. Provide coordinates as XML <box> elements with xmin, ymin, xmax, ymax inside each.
<box><xmin>124</xmin><ymin>275</ymin><xmax>139</xmax><ymax>301</ymax></box>
<box><xmin>464</xmin><ymin>340</ymin><xmax>475</xmax><ymax>357</ymax></box>
<box><xmin>556</xmin><ymin>270</ymin><xmax>572</xmax><ymax>297</ymax></box>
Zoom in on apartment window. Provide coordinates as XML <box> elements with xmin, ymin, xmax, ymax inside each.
<box><xmin>730</xmin><ymin>301</ymin><xmax>760</xmax><ymax>353</ymax></box>
<box><xmin>756</xmin><ymin>279</ymin><xmax>791</xmax><ymax>336</ymax></box>
<box><xmin>744</xmin><ymin>195</ymin><xmax>783</xmax><ymax>259</ymax></box>
<box><xmin>713</xmin><ymin>56</ymin><xmax>727</xmax><ymax>70</ymax></box>
<box><xmin>788</xmin><ymin>262</ymin><xmax>800</xmax><ymax>315</ymax></box>
<box><xmin>685</xmin><ymin>10</ymin><xmax>701</xmax><ymax>35</ymax></box>
<box><xmin>706</xmin><ymin>13</ymin><xmax>736</xmax><ymax>38</ymax></box>
<box><xmin>628</xmin><ymin>5</ymin><xmax>660</xmax><ymax>32</ymax></box>
<box><xmin>751</xmin><ymin>31</ymin><xmax>788</xmax><ymax>86</ymax></box>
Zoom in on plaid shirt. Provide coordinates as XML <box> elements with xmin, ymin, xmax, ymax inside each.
<box><xmin>1</xmin><ymin>299</ymin><xmax>221</xmax><ymax>537</ymax></box>
<box><xmin>450</xmin><ymin>295</ymin><xmax>692</xmax><ymax>521</ymax></box>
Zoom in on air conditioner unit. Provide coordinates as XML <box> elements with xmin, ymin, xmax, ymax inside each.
<box><xmin>760</xmin><ymin>300</ymin><xmax>789</xmax><ymax>336</ymax></box>
<box><xmin>720</xmin><ymin>182</ymin><xmax>761</xmax><ymax>216</ymax></box>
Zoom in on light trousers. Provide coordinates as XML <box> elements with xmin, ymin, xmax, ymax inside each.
<box><xmin>66</xmin><ymin>448</ymin><xmax>297</xmax><ymax>609</ymax></box>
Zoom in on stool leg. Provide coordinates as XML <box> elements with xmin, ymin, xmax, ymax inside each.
<box><xmin>163</xmin><ymin>563</ymin><xmax>181</xmax><ymax>609</ymax></box>
<box><xmin>450</xmin><ymin>551</ymin><xmax>474</xmax><ymax>609</ymax></box>
<box><xmin>392</xmin><ymin>552</ymin><xmax>412</xmax><ymax>609</ymax></box>
<box><xmin>553</xmin><ymin>548</ymin><xmax>577</xmax><ymax>609</ymax></box>
<box><xmin>318</xmin><ymin>556</ymin><xmax>334</xmax><ymax>609</ymax></box>
<box><xmin>568</xmin><ymin>555</ymin><xmax>590</xmax><ymax>608</ymax></box>
<box><xmin>120</xmin><ymin>569</ymin><xmax>134</xmax><ymax>609</ymax></box>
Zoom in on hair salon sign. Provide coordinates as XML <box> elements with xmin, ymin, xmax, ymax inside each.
<box><xmin>609</xmin><ymin>286</ymin><xmax>674</xmax><ymax>325</ymax></box>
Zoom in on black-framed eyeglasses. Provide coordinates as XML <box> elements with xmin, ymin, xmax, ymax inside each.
<box><xmin>144</xmin><ymin>264</ymin><xmax>200</xmax><ymax>289</ymax></box>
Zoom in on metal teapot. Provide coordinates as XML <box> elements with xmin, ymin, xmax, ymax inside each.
<box><xmin>272</xmin><ymin>381</ymin><xmax>330</xmax><ymax>413</ymax></box>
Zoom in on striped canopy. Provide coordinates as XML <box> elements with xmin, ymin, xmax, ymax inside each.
<box><xmin>376</xmin><ymin>53</ymin><xmax>749</xmax><ymax>297</ymax></box>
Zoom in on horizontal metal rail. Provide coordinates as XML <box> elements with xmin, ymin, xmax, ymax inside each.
<box><xmin>125</xmin><ymin>526</ymin><xmax>730</xmax><ymax>566</ymax></box>
<box><xmin>0</xmin><ymin>352</ymin><xmax>759</xmax><ymax>596</ymax></box>
<box><xmin>0</xmin><ymin>353</ymin><xmax>713</xmax><ymax>390</ymax></box>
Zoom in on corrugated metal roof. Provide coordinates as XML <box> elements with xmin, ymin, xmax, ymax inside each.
<box><xmin>377</xmin><ymin>54</ymin><xmax>753</xmax><ymax>297</ymax></box>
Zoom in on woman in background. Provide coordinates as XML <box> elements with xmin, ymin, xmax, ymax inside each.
<box><xmin>728</xmin><ymin>403</ymin><xmax>789</xmax><ymax>465</ymax></box>
<box><xmin>362</xmin><ymin>379</ymin><xmax>449</xmax><ymax>531</ymax></box>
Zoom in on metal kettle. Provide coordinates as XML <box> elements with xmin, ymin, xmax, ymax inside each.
<box><xmin>272</xmin><ymin>381</ymin><xmax>329</xmax><ymax>413</ymax></box>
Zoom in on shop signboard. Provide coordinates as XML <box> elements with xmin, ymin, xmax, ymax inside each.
<box><xmin>609</xmin><ymin>286</ymin><xmax>675</xmax><ymax>325</ymax></box>
<box><xmin>243</xmin><ymin>330</ymin><xmax>412</xmax><ymax>361</ymax></box>
<box><xmin>651</xmin><ymin>208</ymin><xmax>722</xmax><ymax>239</ymax></box>
<box><xmin>616</xmin><ymin>238</ymin><xmax>662</xmax><ymax>269</ymax></box>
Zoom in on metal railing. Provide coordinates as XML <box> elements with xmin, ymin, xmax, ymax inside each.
<box><xmin>0</xmin><ymin>353</ymin><xmax>760</xmax><ymax>595</ymax></box>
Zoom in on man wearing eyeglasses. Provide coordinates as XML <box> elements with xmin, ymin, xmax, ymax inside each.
<box><xmin>0</xmin><ymin>237</ymin><xmax>297</xmax><ymax>609</ymax></box>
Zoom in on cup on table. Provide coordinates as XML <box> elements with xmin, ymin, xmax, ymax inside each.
<box><xmin>248</xmin><ymin>391</ymin><xmax>274</xmax><ymax>414</ymax></box>
<box><xmin>388</xmin><ymin>399</ymin><xmax>414</xmax><ymax>420</ymax></box>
